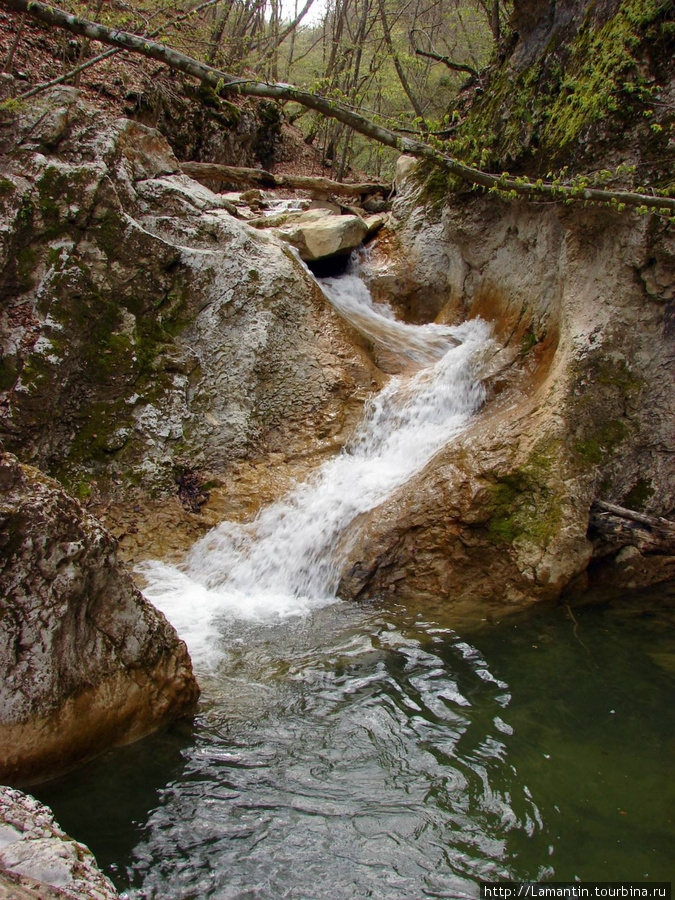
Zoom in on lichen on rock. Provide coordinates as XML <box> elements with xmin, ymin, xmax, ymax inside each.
<box><xmin>0</xmin><ymin>86</ymin><xmax>377</xmax><ymax>506</ymax></box>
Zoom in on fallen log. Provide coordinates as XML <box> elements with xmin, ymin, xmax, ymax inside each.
<box><xmin>593</xmin><ymin>500</ymin><xmax>675</xmax><ymax>533</ymax></box>
<box><xmin>180</xmin><ymin>162</ymin><xmax>391</xmax><ymax>198</ymax></box>
<box><xmin>590</xmin><ymin>499</ymin><xmax>675</xmax><ymax>555</ymax></box>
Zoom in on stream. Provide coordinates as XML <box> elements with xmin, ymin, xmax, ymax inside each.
<box><xmin>33</xmin><ymin>258</ymin><xmax>675</xmax><ymax>897</ymax></box>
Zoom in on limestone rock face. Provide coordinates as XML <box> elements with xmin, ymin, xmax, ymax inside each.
<box><xmin>339</xmin><ymin>179</ymin><xmax>675</xmax><ymax>616</ymax></box>
<box><xmin>0</xmin><ymin>785</ymin><xmax>118</xmax><ymax>899</ymax></box>
<box><xmin>393</xmin><ymin>154</ymin><xmax>417</xmax><ymax>191</ymax></box>
<box><xmin>129</xmin><ymin>83</ymin><xmax>282</xmax><ymax>171</ymax></box>
<box><xmin>0</xmin><ymin>87</ymin><xmax>375</xmax><ymax>497</ymax></box>
<box><xmin>270</xmin><ymin>209</ymin><xmax>369</xmax><ymax>261</ymax></box>
<box><xmin>0</xmin><ymin>452</ymin><xmax>199</xmax><ymax>784</ymax></box>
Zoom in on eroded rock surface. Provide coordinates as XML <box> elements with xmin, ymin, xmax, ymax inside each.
<box><xmin>339</xmin><ymin>174</ymin><xmax>675</xmax><ymax>616</ymax></box>
<box><xmin>0</xmin><ymin>785</ymin><xmax>118</xmax><ymax>899</ymax></box>
<box><xmin>0</xmin><ymin>86</ymin><xmax>377</xmax><ymax>502</ymax></box>
<box><xmin>0</xmin><ymin>452</ymin><xmax>199</xmax><ymax>784</ymax></box>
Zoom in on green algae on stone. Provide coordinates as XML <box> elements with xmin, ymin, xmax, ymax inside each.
<box><xmin>484</xmin><ymin>441</ymin><xmax>564</xmax><ymax>548</ymax></box>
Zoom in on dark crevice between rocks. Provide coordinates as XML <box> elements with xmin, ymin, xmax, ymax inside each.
<box><xmin>305</xmin><ymin>254</ymin><xmax>351</xmax><ymax>278</ymax></box>
<box><xmin>175</xmin><ymin>464</ymin><xmax>210</xmax><ymax>513</ymax></box>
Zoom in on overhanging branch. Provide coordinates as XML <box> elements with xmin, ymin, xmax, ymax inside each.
<box><xmin>2</xmin><ymin>0</ymin><xmax>674</xmax><ymax>213</ymax></box>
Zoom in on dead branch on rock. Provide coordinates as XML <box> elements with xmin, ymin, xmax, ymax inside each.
<box><xmin>181</xmin><ymin>162</ymin><xmax>391</xmax><ymax>196</ymax></box>
<box><xmin>590</xmin><ymin>500</ymin><xmax>675</xmax><ymax>555</ymax></box>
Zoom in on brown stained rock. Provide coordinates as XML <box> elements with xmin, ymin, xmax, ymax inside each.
<box><xmin>338</xmin><ymin>181</ymin><xmax>675</xmax><ymax>617</ymax></box>
<box><xmin>0</xmin><ymin>453</ymin><xmax>199</xmax><ymax>785</ymax></box>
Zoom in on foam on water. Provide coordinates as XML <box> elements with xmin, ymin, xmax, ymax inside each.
<box><xmin>140</xmin><ymin>258</ymin><xmax>493</xmax><ymax>668</ymax></box>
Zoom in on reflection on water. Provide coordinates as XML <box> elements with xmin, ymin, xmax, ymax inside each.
<box><xmin>34</xmin><ymin>595</ymin><xmax>675</xmax><ymax>897</ymax></box>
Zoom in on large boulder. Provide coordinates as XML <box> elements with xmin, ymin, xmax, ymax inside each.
<box><xmin>0</xmin><ymin>453</ymin><xmax>199</xmax><ymax>784</ymax></box>
<box><xmin>270</xmin><ymin>209</ymin><xmax>369</xmax><ymax>261</ymax></box>
<box><xmin>0</xmin><ymin>86</ymin><xmax>376</xmax><ymax>501</ymax></box>
<box><xmin>0</xmin><ymin>785</ymin><xmax>118</xmax><ymax>899</ymax></box>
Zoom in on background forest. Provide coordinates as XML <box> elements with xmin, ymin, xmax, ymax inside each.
<box><xmin>1</xmin><ymin>0</ymin><xmax>505</xmax><ymax>178</ymax></box>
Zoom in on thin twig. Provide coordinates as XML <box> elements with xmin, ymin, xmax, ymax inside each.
<box><xmin>564</xmin><ymin>602</ymin><xmax>591</xmax><ymax>656</ymax></box>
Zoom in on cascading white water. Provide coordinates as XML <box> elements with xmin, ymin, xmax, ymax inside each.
<box><xmin>140</xmin><ymin>256</ymin><xmax>493</xmax><ymax>668</ymax></box>
<box><xmin>320</xmin><ymin>270</ymin><xmax>462</xmax><ymax>365</ymax></box>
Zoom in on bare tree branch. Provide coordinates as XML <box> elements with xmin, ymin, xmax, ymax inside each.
<box><xmin>376</xmin><ymin>0</ymin><xmax>424</xmax><ymax>119</ymax></box>
<box><xmin>591</xmin><ymin>500</ymin><xmax>675</xmax><ymax>555</ymax></box>
<box><xmin>410</xmin><ymin>28</ymin><xmax>479</xmax><ymax>77</ymax></box>
<box><xmin>3</xmin><ymin>0</ymin><xmax>674</xmax><ymax>213</ymax></box>
<box><xmin>251</xmin><ymin>0</ymin><xmax>316</xmax><ymax>60</ymax></box>
<box><xmin>413</xmin><ymin>45</ymin><xmax>479</xmax><ymax>76</ymax></box>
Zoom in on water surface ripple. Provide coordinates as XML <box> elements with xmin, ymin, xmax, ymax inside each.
<box><xmin>125</xmin><ymin>607</ymin><xmax>543</xmax><ymax>899</ymax></box>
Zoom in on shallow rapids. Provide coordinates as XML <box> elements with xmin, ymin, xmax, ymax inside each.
<box><xmin>321</xmin><ymin>270</ymin><xmax>463</xmax><ymax>365</ymax></box>
<box><xmin>140</xmin><ymin>262</ymin><xmax>493</xmax><ymax>667</ymax></box>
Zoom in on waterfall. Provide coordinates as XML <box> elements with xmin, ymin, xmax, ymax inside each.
<box><xmin>140</xmin><ymin>256</ymin><xmax>493</xmax><ymax>668</ymax></box>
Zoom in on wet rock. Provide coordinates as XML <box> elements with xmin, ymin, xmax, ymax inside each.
<box><xmin>394</xmin><ymin>154</ymin><xmax>417</xmax><ymax>191</ymax></box>
<box><xmin>362</xmin><ymin>197</ymin><xmax>390</xmax><ymax>214</ymax></box>
<box><xmin>364</xmin><ymin>214</ymin><xmax>385</xmax><ymax>239</ymax></box>
<box><xmin>339</xmin><ymin>182</ymin><xmax>675</xmax><ymax>613</ymax></box>
<box><xmin>0</xmin><ymin>785</ymin><xmax>118</xmax><ymax>899</ymax></box>
<box><xmin>0</xmin><ymin>452</ymin><xmax>199</xmax><ymax>784</ymax></box>
<box><xmin>270</xmin><ymin>209</ymin><xmax>369</xmax><ymax>261</ymax></box>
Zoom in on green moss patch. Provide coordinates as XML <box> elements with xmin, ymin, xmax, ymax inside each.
<box><xmin>444</xmin><ymin>0</ymin><xmax>673</xmax><ymax>173</ymax></box>
<box><xmin>622</xmin><ymin>477</ymin><xmax>655</xmax><ymax>510</ymax></box>
<box><xmin>483</xmin><ymin>441</ymin><xmax>564</xmax><ymax>547</ymax></box>
<box><xmin>573</xmin><ymin>419</ymin><xmax>631</xmax><ymax>465</ymax></box>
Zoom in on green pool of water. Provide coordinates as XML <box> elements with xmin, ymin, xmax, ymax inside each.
<box><xmin>33</xmin><ymin>592</ymin><xmax>675</xmax><ymax>898</ymax></box>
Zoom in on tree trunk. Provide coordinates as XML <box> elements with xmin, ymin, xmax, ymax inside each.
<box><xmin>182</xmin><ymin>161</ymin><xmax>391</xmax><ymax>196</ymax></box>
<box><xmin>491</xmin><ymin>0</ymin><xmax>500</xmax><ymax>44</ymax></box>
<box><xmin>376</xmin><ymin>0</ymin><xmax>424</xmax><ymax>119</ymax></box>
<box><xmin>3</xmin><ymin>10</ymin><xmax>25</xmax><ymax>72</ymax></box>
<box><xmin>74</xmin><ymin>0</ymin><xmax>105</xmax><ymax>86</ymax></box>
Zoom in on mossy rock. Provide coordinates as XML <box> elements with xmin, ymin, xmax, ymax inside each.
<box><xmin>483</xmin><ymin>440</ymin><xmax>564</xmax><ymax>548</ymax></box>
<box><xmin>439</xmin><ymin>0</ymin><xmax>674</xmax><ymax>177</ymax></box>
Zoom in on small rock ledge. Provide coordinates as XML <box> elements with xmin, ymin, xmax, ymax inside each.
<box><xmin>0</xmin><ymin>785</ymin><xmax>119</xmax><ymax>899</ymax></box>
